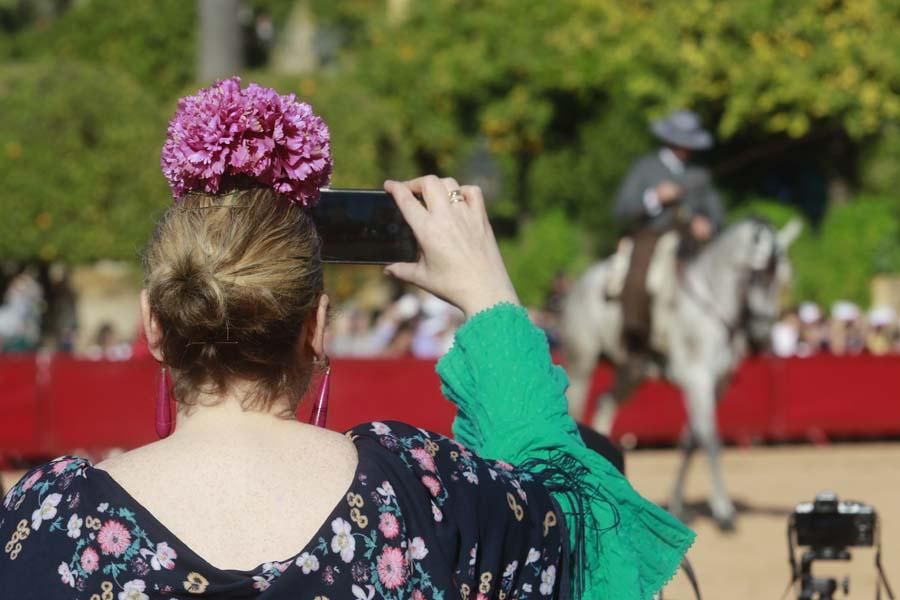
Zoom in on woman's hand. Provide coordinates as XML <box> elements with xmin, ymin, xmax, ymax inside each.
<box><xmin>384</xmin><ymin>176</ymin><xmax>519</xmax><ymax>318</ymax></box>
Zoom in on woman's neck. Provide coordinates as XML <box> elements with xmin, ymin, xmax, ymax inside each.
<box><xmin>169</xmin><ymin>382</ymin><xmax>297</xmax><ymax>438</ymax></box>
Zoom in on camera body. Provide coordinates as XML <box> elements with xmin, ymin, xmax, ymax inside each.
<box><xmin>793</xmin><ymin>491</ymin><xmax>876</xmax><ymax>550</ymax></box>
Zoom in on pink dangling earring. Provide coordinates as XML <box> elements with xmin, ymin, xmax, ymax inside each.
<box><xmin>306</xmin><ymin>357</ymin><xmax>331</xmax><ymax>428</ymax></box>
<box><xmin>155</xmin><ymin>365</ymin><xmax>174</xmax><ymax>439</ymax></box>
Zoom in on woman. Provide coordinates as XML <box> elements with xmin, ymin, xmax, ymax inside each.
<box><xmin>0</xmin><ymin>79</ymin><xmax>692</xmax><ymax>599</ymax></box>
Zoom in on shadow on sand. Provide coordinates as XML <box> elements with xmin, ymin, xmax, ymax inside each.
<box><xmin>662</xmin><ymin>496</ymin><xmax>794</xmax><ymax>529</ymax></box>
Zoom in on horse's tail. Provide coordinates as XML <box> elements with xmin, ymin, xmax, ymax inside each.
<box><xmin>559</xmin><ymin>262</ymin><xmax>615</xmax><ymax>420</ymax></box>
<box><xmin>559</xmin><ymin>262</ymin><xmax>610</xmax><ymax>360</ymax></box>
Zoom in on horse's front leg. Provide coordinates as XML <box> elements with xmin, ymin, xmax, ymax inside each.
<box><xmin>682</xmin><ymin>374</ymin><xmax>736</xmax><ymax>530</ymax></box>
<box><xmin>668</xmin><ymin>426</ymin><xmax>697</xmax><ymax>522</ymax></box>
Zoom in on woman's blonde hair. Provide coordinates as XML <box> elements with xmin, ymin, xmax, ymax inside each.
<box><xmin>143</xmin><ymin>188</ymin><xmax>322</xmax><ymax>412</ymax></box>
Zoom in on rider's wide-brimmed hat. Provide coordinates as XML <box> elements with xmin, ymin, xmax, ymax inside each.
<box><xmin>651</xmin><ymin>110</ymin><xmax>714</xmax><ymax>151</ymax></box>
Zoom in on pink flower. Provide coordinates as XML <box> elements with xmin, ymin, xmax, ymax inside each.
<box><xmin>376</xmin><ymin>546</ymin><xmax>408</xmax><ymax>590</ymax></box>
<box><xmin>160</xmin><ymin>77</ymin><xmax>332</xmax><ymax>206</ymax></box>
<box><xmin>421</xmin><ymin>476</ymin><xmax>441</xmax><ymax>498</ymax></box>
<box><xmin>22</xmin><ymin>470</ymin><xmax>42</xmax><ymax>491</ymax></box>
<box><xmin>378</xmin><ymin>513</ymin><xmax>400</xmax><ymax>539</ymax></box>
<box><xmin>410</xmin><ymin>448</ymin><xmax>436</xmax><ymax>473</ymax></box>
<box><xmin>80</xmin><ymin>546</ymin><xmax>100</xmax><ymax>573</ymax></box>
<box><xmin>495</xmin><ymin>460</ymin><xmax>515</xmax><ymax>471</ymax></box>
<box><xmin>431</xmin><ymin>502</ymin><xmax>443</xmax><ymax>523</ymax></box>
<box><xmin>412</xmin><ymin>590</ymin><xmax>426</xmax><ymax>600</ymax></box>
<box><xmin>97</xmin><ymin>520</ymin><xmax>132</xmax><ymax>556</ymax></box>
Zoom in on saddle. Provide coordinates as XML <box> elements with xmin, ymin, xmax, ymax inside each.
<box><xmin>605</xmin><ymin>230</ymin><xmax>680</xmax><ymax>355</ymax></box>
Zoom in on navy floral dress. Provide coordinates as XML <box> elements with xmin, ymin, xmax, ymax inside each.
<box><xmin>0</xmin><ymin>421</ymin><xmax>567</xmax><ymax>599</ymax></box>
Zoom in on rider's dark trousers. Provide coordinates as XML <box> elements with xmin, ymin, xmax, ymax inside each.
<box><xmin>621</xmin><ymin>229</ymin><xmax>664</xmax><ymax>347</ymax></box>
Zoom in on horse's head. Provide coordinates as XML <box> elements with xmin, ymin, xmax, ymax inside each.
<box><xmin>734</xmin><ymin>218</ymin><xmax>801</xmax><ymax>349</ymax></box>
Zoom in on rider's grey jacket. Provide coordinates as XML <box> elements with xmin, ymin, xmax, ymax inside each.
<box><xmin>613</xmin><ymin>149</ymin><xmax>724</xmax><ymax>234</ymax></box>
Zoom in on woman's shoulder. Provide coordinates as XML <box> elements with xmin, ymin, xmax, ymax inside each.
<box><xmin>349</xmin><ymin>420</ymin><xmax>528</xmax><ymax>482</ymax></box>
<box><xmin>348</xmin><ymin>421</ymin><xmax>558</xmax><ymax>528</ymax></box>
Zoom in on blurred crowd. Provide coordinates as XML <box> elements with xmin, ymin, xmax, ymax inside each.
<box><xmin>326</xmin><ymin>273</ymin><xmax>572</xmax><ymax>359</ymax></box>
<box><xmin>772</xmin><ymin>301</ymin><xmax>900</xmax><ymax>357</ymax></box>
<box><xmin>0</xmin><ymin>273</ymin><xmax>42</xmax><ymax>354</ymax></box>
<box><xmin>2</xmin><ymin>271</ymin><xmax>900</xmax><ymax>360</ymax></box>
<box><xmin>327</xmin><ymin>290</ymin><xmax>464</xmax><ymax>359</ymax></box>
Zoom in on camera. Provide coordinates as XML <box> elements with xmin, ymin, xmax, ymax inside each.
<box><xmin>786</xmin><ymin>491</ymin><xmax>894</xmax><ymax>600</ymax></box>
<box><xmin>793</xmin><ymin>491</ymin><xmax>876</xmax><ymax>551</ymax></box>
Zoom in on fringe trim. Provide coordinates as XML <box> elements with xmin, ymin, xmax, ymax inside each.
<box><xmin>519</xmin><ymin>450</ymin><xmax>621</xmax><ymax>599</ymax></box>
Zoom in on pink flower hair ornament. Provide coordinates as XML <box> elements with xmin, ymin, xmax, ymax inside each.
<box><xmin>160</xmin><ymin>77</ymin><xmax>332</xmax><ymax>206</ymax></box>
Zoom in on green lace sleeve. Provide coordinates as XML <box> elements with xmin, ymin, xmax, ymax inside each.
<box><xmin>436</xmin><ymin>303</ymin><xmax>695</xmax><ymax>600</ymax></box>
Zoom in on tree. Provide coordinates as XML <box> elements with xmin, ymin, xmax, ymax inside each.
<box><xmin>0</xmin><ymin>61</ymin><xmax>170</xmax><ymax>263</ymax></box>
<box><xmin>2</xmin><ymin>0</ymin><xmax>196</xmax><ymax>100</ymax></box>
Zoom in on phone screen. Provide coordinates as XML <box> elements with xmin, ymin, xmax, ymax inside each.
<box><xmin>311</xmin><ymin>189</ymin><xmax>418</xmax><ymax>264</ymax></box>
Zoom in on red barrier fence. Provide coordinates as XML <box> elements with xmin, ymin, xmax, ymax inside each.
<box><xmin>2</xmin><ymin>354</ymin><xmax>900</xmax><ymax>463</ymax></box>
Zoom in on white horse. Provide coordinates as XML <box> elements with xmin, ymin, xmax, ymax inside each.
<box><xmin>561</xmin><ymin>219</ymin><xmax>801</xmax><ymax>528</ymax></box>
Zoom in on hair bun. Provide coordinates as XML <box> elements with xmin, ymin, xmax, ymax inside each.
<box><xmin>153</xmin><ymin>254</ymin><xmax>228</xmax><ymax>349</ymax></box>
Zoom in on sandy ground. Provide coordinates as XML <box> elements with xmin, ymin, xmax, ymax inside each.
<box><xmin>627</xmin><ymin>442</ymin><xmax>900</xmax><ymax>599</ymax></box>
<box><xmin>4</xmin><ymin>442</ymin><xmax>899</xmax><ymax>598</ymax></box>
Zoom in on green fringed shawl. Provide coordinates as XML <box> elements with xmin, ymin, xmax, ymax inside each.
<box><xmin>436</xmin><ymin>303</ymin><xmax>695</xmax><ymax>599</ymax></box>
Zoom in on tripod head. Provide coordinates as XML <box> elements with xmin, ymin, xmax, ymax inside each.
<box><xmin>796</xmin><ymin>547</ymin><xmax>851</xmax><ymax>600</ymax></box>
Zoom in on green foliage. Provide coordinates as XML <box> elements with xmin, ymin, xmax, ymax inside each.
<box><xmin>499</xmin><ymin>210</ymin><xmax>589</xmax><ymax>307</ymax></box>
<box><xmin>729</xmin><ymin>197</ymin><xmax>805</xmax><ymax>228</ymax></box>
<box><xmin>613</xmin><ymin>0</ymin><xmax>900</xmax><ymax>139</ymax></box>
<box><xmin>732</xmin><ymin>197</ymin><xmax>900</xmax><ymax>307</ymax></box>
<box><xmin>861</xmin><ymin>124</ymin><xmax>900</xmax><ymax>194</ymax></box>
<box><xmin>0</xmin><ymin>61</ymin><xmax>169</xmax><ymax>263</ymax></box>
<box><xmin>3</xmin><ymin>0</ymin><xmax>195</xmax><ymax>100</ymax></box>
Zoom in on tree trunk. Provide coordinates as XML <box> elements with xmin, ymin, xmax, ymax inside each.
<box><xmin>198</xmin><ymin>0</ymin><xmax>244</xmax><ymax>82</ymax></box>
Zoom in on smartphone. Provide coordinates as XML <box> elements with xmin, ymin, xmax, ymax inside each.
<box><xmin>311</xmin><ymin>188</ymin><xmax>419</xmax><ymax>264</ymax></box>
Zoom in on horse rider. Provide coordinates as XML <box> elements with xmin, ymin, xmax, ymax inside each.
<box><xmin>613</xmin><ymin>110</ymin><xmax>725</xmax><ymax>356</ymax></box>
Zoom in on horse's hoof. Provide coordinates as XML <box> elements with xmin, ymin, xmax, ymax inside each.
<box><xmin>716</xmin><ymin>515</ymin><xmax>737</xmax><ymax>533</ymax></box>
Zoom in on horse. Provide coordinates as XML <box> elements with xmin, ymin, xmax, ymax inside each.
<box><xmin>560</xmin><ymin>218</ymin><xmax>801</xmax><ymax>528</ymax></box>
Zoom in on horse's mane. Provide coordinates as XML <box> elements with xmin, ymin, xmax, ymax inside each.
<box><xmin>700</xmin><ymin>216</ymin><xmax>775</xmax><ymax>254</ymax></box>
